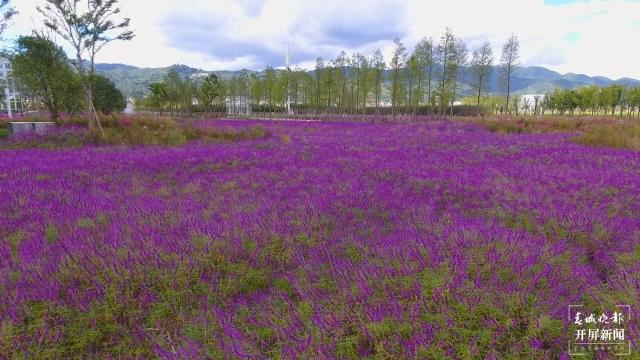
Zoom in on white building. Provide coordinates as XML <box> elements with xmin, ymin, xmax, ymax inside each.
<box><xmin>0</xmin><ymin>57</ymin><xmax>24</xmax><ymax>117</ymax></box>
<box><xmin>124</xmin><ymin>97</ymin><xmax>135</xmax><ymax>114</ymax></box>
<box><xmin>517</xmin><ymin>94</ymin><xmax>546</xmax><ymax>115</ymax></box>
<box><xmin>224</xmin><ymin>96</ymin><xmax>251</xmax><ymax>116</ymax></box>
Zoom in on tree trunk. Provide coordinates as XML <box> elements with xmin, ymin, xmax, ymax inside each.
<box><xmin>82</xmin><ymin>80</ymin><xmax>102</xmax><ymax>134</ymax></box>
<box><xmin>415</xmin><ymin>66</ymin><xmax>423</xmax><ymax>116</ymax></box>
<box><xmin>376</xmin><ymin>72</ymin><xmax>381</xmax><ymax>114</ymax></box>
<box><xmin>316</xmin><ymin>78</ymin><xmax>320</xmax><ymax>116</ymax></box>
<box><xmin>450</xmin><ymin>71</ymin><xmax>458</xmax><ymax>118</ymax></box>
<box><xmin>476</xmin><ymin>72</ymin><xmax>483</xmax><ymax>117</ymax></box>
<box><xmin>427</xmin><ymin>64</ymin><xmax>433</xmax><ymax>117</ymax></box>
<box><xmin>440</xmin><ymin>57</ymin><xmax>447</xmax><ymax>116</ymax></box>
<box><xmin>505</xmin><ymin>64</ymin><xmax>511</xmax><ymax>116</ymax></box>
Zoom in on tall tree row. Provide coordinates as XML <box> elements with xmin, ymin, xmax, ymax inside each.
<box><xmin>134</xmin><ymin>28</ymin><xmax>640</xmax><ymax>119</ymax></box>
<box><xmin>544</xmin><ymin>85</ymin><xmax>640</xmax><ymax>117</ymax></box>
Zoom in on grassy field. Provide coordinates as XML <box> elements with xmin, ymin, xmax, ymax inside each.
<box><xmin>467</xmin><ymin>115</ymin><xmax>640</xmax><ymax>149</ymax></box>
<box><xmin>0</xmin><ymin>115</ymin><xmax>270</xmax><ymax>149</ymax></box>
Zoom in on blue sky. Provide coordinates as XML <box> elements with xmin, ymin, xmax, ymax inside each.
<box><xmin>5</xmin><ymin>0</ymin><xmax>640</xmax><ymax>79</ymax></box>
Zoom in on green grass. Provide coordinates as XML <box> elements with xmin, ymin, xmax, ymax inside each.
<box><xmin>0</xmin><ymin>115</ymin><xmax>270</xmax><ymax>148</ymax></box>
<box><xmin>574</xmin><ymin>122</ymin><xmax>640</xmax><ymax>149</ymax></box>
<box><xmin>468</xmin><ymin>115</ymin><xmax>640</xmax><ymax>150</ymax></box>
<box><xmin>88</xmin><ymin>115</ymin><xmax>270</xmax><ymax>146</ymax></box>
<box><xmin>0</xmin><ymin>128</ymin><xmax>8</xmax><ymax>138</ymax></box>
<box><xmin>469</xmin><ymin>116</ymin><xmax>592</xmax><ymax>134</ymax></box>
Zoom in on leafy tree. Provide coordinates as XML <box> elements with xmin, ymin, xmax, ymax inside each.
<box><xmin>91</xmin><ymin>74</ymin><xmax>125</xmax><ymax>114</ymax></box>
<box><xmin>334</xmin><ymin>51</ymin><xmax>349</xmax><ymax>112</ymax></box>
<box><xmin>275</xmin><ymin>68</ymin><xmax>289</xmax><ymax>110</ymax></box>
<box><xmin>406</xmin><ymin>54</ymin><xmax>418</xmax><ymax>114</ymax></box>
<box><xmin>413</xmin><ymin>37</ymin><xmax>434</xmax><ymax>114</ymax></box>
<box><xmin>601</xmin><ymin>84</ymin><xmax>623</xmax><ymax>116</ymax></box>
<box><xmin>619</xmin><ymin>86</ymin><xmax>634</xmax><ymax>117</ymax></box>
<box><xmin>437</xmin><ymin>28</ymin><xmax>456</xmax><ymax>115</ymax></box>
<box><xmin>470</xmin><ymin>41</ymin><xmax>493</xmax><ymax>114</ymax></box>
<box><xmin>38</xmin><ymin>0</ymin><xmax>134</xmax><ymax>132</ymax></box>
<box><xmin>198</xmin><ymin>73</ymin><xmax>222</xmax><ymax>113</ymax></box>
<box><xmin>630</xmin><ymin>87</ymin><xmax>640</xmax><ymax>117</ymax></box>
<box><xmin>500</xmin><ymin>34</ymin><xmax>520</xmax><ymax>115</ymax></box>
<box><xmin>577</xmin><ymin>85</ymin><xmax>598</xmax><ymax>115</ymax></box>
<box><xmin>390</xmin><ymin>38</ymin><xmax>407</xmax><ymax>117</ymax></box>
<box><xmin>450</xmin><ymin>39</ymin><xmax>468</xmax><ymax>116</ymax></box>
<box><xmin>10</xmin><ymin>35</ymin><xmax>79</xmax><ymax>120</ymax></box>
<box><xmin>181</xmin><ymin>76</ymin><xmax>197</xmax><ymax>116</ymax></box>
<box><xmin>264</xmin><ymin>66</ymin><xmax>277</xmax><ymax>115</ymax></box>
<box><xmin>298</xmin><ymin>69</ymin><xmax>314</xmax><ymax>112</ymax></box>
<box><xmin>163</xmin><ymin>67</ymin><xmax>183</xmax><ymax>115</ymax></box>
<box><xmin>148</xmin><ymin>82</ymin><xmax>168</xmax><ymax>114</ymax></box>
<box><xmin>60</xmin><ymin>73</ymin><xmax>84</xmax><ymax>115</ymax></box>
<box><xmin>323</xmin><ymin>61</ymin><xmax>337</xmax><ymax>113</ymax></box>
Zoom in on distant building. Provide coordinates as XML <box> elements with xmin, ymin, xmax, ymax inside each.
<box><xmin>0</xmin><ymin>57</ymin><xmax>24</xmax><ymax>117</ymax></box>
<box><xmin>224</xmin><ymin>96</ymin><xmax>251</xmax><ymax>116</ymax></box>
<box><xmin>517</xmin><ymin>94</ymin><xmax>546</xmax><ymax>115</ymax></box>
<box><xmin>124</xmin><ymin>97</ymin><xmax>135</xmax><ymax>114</ymax></box>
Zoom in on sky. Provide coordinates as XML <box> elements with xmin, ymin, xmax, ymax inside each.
<box><xmin>4</xmin><ymin>0</ymin><xmax>640</xmax><ymax>79</ymax></box>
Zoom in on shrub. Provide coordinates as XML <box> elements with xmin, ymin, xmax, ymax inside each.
<box><xmin>574</xmin><ymin>122</ymin><xmax>640</xmax><ymax>149</ymax></box>
<box><xmin>464</xmin><ymin>116</ymin><xmax>614</xmax><ymax>134</ymax></box>
<box><xmin>1</xmin><ymin>114</ymin><xmax>270</xmax><ymax>148</ymax></box>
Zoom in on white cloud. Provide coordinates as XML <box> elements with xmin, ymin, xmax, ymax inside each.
<box><xmin>3</xmin><ymin>0</ymin><xmax>640</xmax><ymax>79</ymax></box>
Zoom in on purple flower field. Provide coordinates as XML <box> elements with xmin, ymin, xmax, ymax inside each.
<box><xmin>1</xmin><ymin>119</ymin><xmax>639</xmax><ymax>358</ymax></box>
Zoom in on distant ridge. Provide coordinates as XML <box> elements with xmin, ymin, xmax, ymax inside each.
<box><xmin>94</xmin><ymin>63</ymin><xmax>640</xmax><ymax>98</ymax></box>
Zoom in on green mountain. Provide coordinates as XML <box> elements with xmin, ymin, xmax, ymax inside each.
<box><xmin>95</xmin><ymin>63</ymin><xmax>640</xmax><ymax>99</ymax></box>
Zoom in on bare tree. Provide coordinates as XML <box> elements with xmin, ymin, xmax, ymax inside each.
<box><xmin>450</xmin><ymin>39</ymin><xmax>467</xmax><ymax>117</ymax></box>
<box><xmin>500</xmin><ymin>34</ymin><xmax>520</xmax><ymax>115</ymax></box>
<box><xmin>38</xmin><ymin>0</ymin><xmax>134</xmax><ymax>133</ymax></box>
<box><xmin>470</xmin><ymin>41</ymin><xmax>493</xmax><ymax>115</ymax></box>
